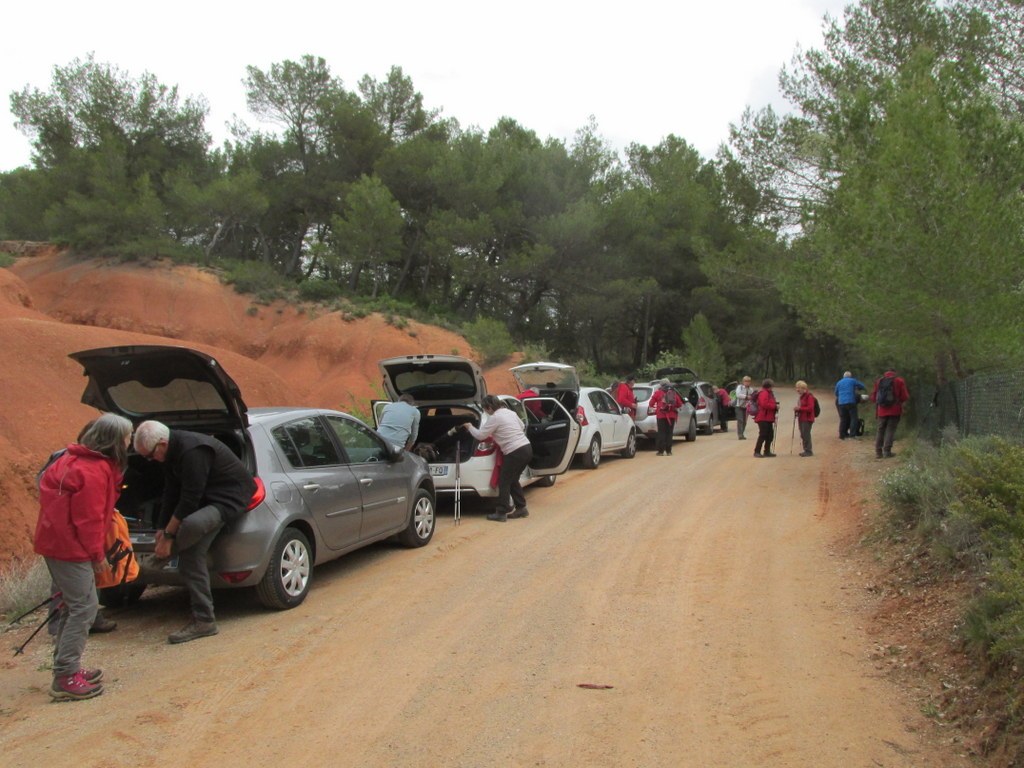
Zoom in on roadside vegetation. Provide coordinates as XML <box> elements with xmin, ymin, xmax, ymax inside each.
<box><xmin>877</xmin><ymin>433</ymin><xmax>1024</xmax><ymax>760</ymax></box>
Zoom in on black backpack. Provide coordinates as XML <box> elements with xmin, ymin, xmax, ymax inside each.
<box><xmin>812</xmin><ymin>395</ymin><xmax>821</xmax><ymax>418</ymax></box>
<box><xmin>876</xmin><ymin>376</ymin><xmax>896</xmax><ymax>406</ymax></box>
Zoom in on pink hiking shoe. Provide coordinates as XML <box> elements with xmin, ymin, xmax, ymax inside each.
<box><xmin>50</xmin><ymin>670</ymin><xmax>103</xmax><ymax>701</ymax></box>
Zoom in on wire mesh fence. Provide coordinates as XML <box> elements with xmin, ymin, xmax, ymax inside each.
<box><xmin>919</xmin><ymin>370</ymin><xmax>1024</xmax><ymax>444</ymax></box>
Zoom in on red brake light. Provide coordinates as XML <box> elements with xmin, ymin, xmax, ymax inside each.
<box><xmin>696</xmin><ymin>397</ymin><xmax>707</xmax><ymax>409</ymax></box>
<box><xmin>576</xmin><ymin>406</ymin><xmax>588</xmax><ymax>426</ymax></box>
<box><xmin>246</xmin><ymin>476</ymin><xmax>266</xmax><ymax>511</ymax></box>
<box><xmin>474</xmin><ymin>440</ymin><xmax>497</xmax><ymax>458</ymax></box>
<box><xmin>218</xmin><ymin>570</ymin><xmax>253</xmax><ymax>584</ymax></box>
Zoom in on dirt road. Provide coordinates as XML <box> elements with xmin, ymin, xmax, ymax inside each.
<box><xmin>0</xmin><ymin>400</ymin><xmax>968</xmax><ymax>768</ymax></box>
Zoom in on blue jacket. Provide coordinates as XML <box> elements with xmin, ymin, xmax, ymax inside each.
<box><xmin>834</xmin><ymin>376</ymin><xmax>866</xmax><ymax>405</ymax></box>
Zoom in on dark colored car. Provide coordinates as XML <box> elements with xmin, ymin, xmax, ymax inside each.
<box><xmin>71</xmin><ymin>345</ymin><xmax>436</xmax><ymax>611</ymax></box>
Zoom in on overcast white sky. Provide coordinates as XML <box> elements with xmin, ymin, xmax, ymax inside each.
<box><xmin>0</xmin><ymin>0</ymin><xmax>849</xmax><ymax>172</ymax></box>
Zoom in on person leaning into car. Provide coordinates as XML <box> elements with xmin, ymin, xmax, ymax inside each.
<box><xmin>377</xmin><ymin>393</ymin><xmax>421</xmax><ymax>450</ymax></box>
<box><xmin>459</xmin><ymin>395</ymin><xmax>532</xmax><ymax>523</ymax></box>
<box><xmin>134</xmin><ymin>420</ymin><xmax>256</xmax><ymax>645</ymax></box>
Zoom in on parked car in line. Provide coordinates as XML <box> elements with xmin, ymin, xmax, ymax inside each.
<box><xmin>70</xmin><ymin>344</ymin><xmax>437</xmax><ymax>611</ymax></box>
<box><xmin>655</xmin><ymin>367</ymin><xmax>724</xmax><ymax>434</ymax></box>
<box><xmin>631</xmin><ymin>381</ymin><xmax>698</xmax><ymax>444</ymax></box>
<box><xmin>375</xmin><ymin>354</ymin><xmax>580</xmax><ymax>498</ymax></box>
<box><xmin>509</xmin><ymin>362</ymin><xmax>637</xmax><ymax>469</ymax></box>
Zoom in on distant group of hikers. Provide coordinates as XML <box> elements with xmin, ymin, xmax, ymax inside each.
<box><xmin>612</xmin><ymin>370</ymin><xmax>910</xmax><ymax>460</ymax></box>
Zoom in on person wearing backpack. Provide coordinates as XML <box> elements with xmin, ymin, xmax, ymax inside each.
<box><xmin>871</xmin><ymin>369</ymin><xmax>910</xmax><ymax>458</ymax></box>
<box><xmin>34</xmin><ymin>413</ymin><xmax>133</xmax><ymax>701</ymax></box>
<box><xmin>733</xmin><ymin>375</ymin><xmax>754</xmax><ymax>440</ymax></box>
<box><xmin>752</xmin><ymin>379</ymin><xmax>779</xmax><ymax>457</ymax></box>
<box><xmin>793</xmin><ymin>380</ymin><xmax>817</xmax><ymax>457</ymax></box>
<box><xmin>650</xmin><ymin>379</ymin><xmax>681</xmax><ymax>456</ymax></box>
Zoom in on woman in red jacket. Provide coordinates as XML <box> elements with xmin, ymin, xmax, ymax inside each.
<box><xmin>793</xmin><ymin>380</ymin><xmax>816</xmax><ymax>457</ymax></box>
<box><xmin>35</xmin><ymin>413</ymin><xmax>133</xmax><ymax>701</ymax></box>
<box><xmin>753</xmin><ymin>379</ymin><xmax>779</xmax><ymax>457</ymax></box>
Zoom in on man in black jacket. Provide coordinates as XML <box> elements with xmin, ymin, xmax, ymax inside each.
<box><xmin>134</xmin><ymin>420</ymin><xmax>256</xmax><ymax>644</ymax></box>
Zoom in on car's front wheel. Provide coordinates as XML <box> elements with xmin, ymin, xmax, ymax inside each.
<box><xmin>396</xmin><ymin>488</ymin><xmax>435</xmax><ymax>547</ymax></box>
<box><xmin>619</xmin><ymin>430</ymin><xmax>637</xmax><ymax>458</ymax></box>
<box><xmin>581</xmin><ymin>436</ymin><xmax>601</xmax><ymax>469</ymax></box>
<box><xmin>256</xmin><ymin>528</ymin><xmax>312</xmax><ymax>610</ymax></box>
<box><xmin>684</xmin><ymin>417</ymin><xmax>698</xmax><ymax>442</ymax></box>
<box><xmin>535</xmin><ymin>474</ymin><xmax>557</xmax><ymax>487</ymax></box>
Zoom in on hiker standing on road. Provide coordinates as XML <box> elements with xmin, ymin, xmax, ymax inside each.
<box><xmin>794</xmin><ymin>381</ymin><xmax>816</xmax><ymax>457</ymax></box>
<box><xmin>134</xmin><ymin>420</ymin><xmax>256</xmax><ymax>644</ymax></box>
<box><xmin>752</xmin><ymin>379</ymin><xmax>779</xmax><ymax>458</ymax></box>
<box><xmin>871</xmin><ymin>370</ymin><xmax>910</xmax><ymax>458</ymax></box>
<box><xmin>733</xmin><ymin>375</ymin><xmax>754</xmax><ymax>440</ymax></box>
<box><xmin>649</xmin><ymin>379</ymin><xmax>681</xmax><ymax>456</ymax></box>
<box><xmin>34</xmin><ymin>413</ymin><xmax>133</xmax><ymax>701</ymax></box>
<box><xmin>377</xmin><ymin>393</ymin><xmax>421</xmax><ymax>451</ymax></box>
<box><xmin>833</xmin><ymin>371</ymin><xmax>867</xmax><ymax>440</ymax></box>
<box><xmin>460</xmin><ymin>395</ymin><xmax>533</xmax><ymax>522</ymax></box>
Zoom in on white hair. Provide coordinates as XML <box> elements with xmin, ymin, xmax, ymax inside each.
<box><xmin>133</xmin><ymin>420</ymin><xmax>170</xmax><ymax>453</ymax></box>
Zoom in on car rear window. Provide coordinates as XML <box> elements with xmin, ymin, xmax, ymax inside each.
<box><xmin>633</xmin><ymin>386</ymin><xmax>653</xmax><ymax>401</ymax></box>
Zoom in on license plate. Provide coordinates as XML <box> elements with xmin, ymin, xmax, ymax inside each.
<box><xmin>429</xmin><ymin>465</ymin><xmax>449</xmax><ymax>477</ymax></box>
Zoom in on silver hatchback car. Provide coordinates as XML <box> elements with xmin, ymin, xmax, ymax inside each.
<box><xmin>71</xmin><ymin>345</ymin><xmax>437</xmax><ymax>611</ymax></box>
<box><xmin>631</xmin><ymin>382</ymin><xmax>698</xmax><ymax>444</ymax></box>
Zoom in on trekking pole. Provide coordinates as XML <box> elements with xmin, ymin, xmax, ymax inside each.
<box><xmin>7</xmin><ymin>592</ymin><xmax>60</xmax><ymax>627</ymax></box>
<box><xmin>454</xmin><ymin>440</ymin><xmax>461</xmax><ymax>526</ymax></box>
<box><xmin>790</xmin><ymin>414</ymin><xmax>797</xmax><ymax>454</ymax></box>
<box><xmin>13</xmin><ymin>610</ymin><xmax>62</xmax><ymax>656</ymax></box>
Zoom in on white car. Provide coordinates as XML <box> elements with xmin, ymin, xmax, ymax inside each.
<box><xmin>375</xmin><ymin>355</ymin><xmax>580</xmax><ymax>499</ymax></box>
<box><xmin>509</xmin><ymin>362</ymin><xmax>637</xmax><ymax>470</ymax></box>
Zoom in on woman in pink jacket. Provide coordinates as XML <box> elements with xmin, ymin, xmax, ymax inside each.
<box><xmin>752</xmin><ymin>379</ymin><xmax>779</xmax><ymax>458</ymax></box>
<box><xmin>35</xmin><ymin>413</ymin><xmax>133</xmax><ymax>701</ymax></box>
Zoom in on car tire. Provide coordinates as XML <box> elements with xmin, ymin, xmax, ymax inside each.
<box><xmin>98</xmin><ymin>581</ymin><xmax>146</xmax><ymax>608</ymax></box>
<box><xmin>581</xmin><ymin>436</ymin><xmax>601</xmax><ymax>469</ymax></box>
<box><xmin>536</xmin><ymin>474</ymin><xmax>557</xmax><ymax>487</ymax></box>
<box><xmin>619</xmin><ymin>430</ymin><xmax>637</xmax><ymax>458</ymax></box>
<box><xmin>684</xmin><ymin>417</ymin><xmax>698</xmax><ymax>442</ymax></box>
<box><xmin>256</xmin><ymin>528</ymin><xmax>313</xmax><ymax>610</ymax></box>
<box><xmin>396</xmin><ymin>488</ymin><xmax>436</xmax><ymax>547</ymax></box>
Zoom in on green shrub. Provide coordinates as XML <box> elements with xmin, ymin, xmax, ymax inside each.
<box><xmin>222</xmin><ymin>260</ymin><xmax>288</xmax><ymax>297</ymax></box>
<box><xmin>0</xmin><ymin>253</ymin><xmax>15</xmax><ymax>268</ymax></box>
<box><xmin>298</xmin><ymin>279</ymin><xmax>345</xmax><ymax>302</ymax></box>
<box><xmin>464</xmin><ymin>318</ymin><xmax>514</xmax><ymax>366</ymax></box>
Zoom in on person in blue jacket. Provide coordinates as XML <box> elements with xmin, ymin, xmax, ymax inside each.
<box><xmin>834</xmin><ymin>371</ymin><xmax>866</xmax><ymax>440</ymax></box>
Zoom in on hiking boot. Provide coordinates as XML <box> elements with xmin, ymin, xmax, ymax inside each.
<box><xmin>80</xmin><ymin>667</ymin><xmax>103</xmax><ymax>685</ymax></box>
<box><xmin>50</xmin><ymin>671</ymin><xmax>103</xmax><ymax>701</ymax></box>
<box><xmin>656</xmin><ymin>451</ymin><xmax>664</xmax><ymax>456</ymax></box>
<box><xmin>168</xmin><ymin>618</ymin><xmax>219</xmax><ymax>645</ymax></box>
<box><xmin>508</xmin><ymin>507</ymin><xmax>529</xmax><ymax>519</ymax></box>
<box><xmin>753</xmin><ymin>452</ymin><xmax>763</xmax><ymax>458</ymax></box>
<box><xmin>486</xmin><ymin>511</ymin><xmax>507</xmax><ymax>523</ymax></box>
<box><xmin>89</xmin><ymin>612</ymin><xmax>117</xmax><ymax>634</ymax></box>
<box><xmin>764</xmin><ymin>452</ymin><xmax>777</xmax><ymax>457</ymax></box>
<box><xmin>799</xmin><ymin>451</ymin><xmax>813</xmax><ymax>457</ymax></box>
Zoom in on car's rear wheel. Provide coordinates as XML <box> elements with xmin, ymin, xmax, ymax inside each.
<box><xmin>619</xmin><ymin>430</ymin><xmax>637</xmax><ymax>458</ymax></box>
<box><xmin>684</xmin><ymin>417</ymin><xmax>698</xmax><ymax>442</ymax></box>
<box><xmin>581</xmin><ymin>436</ymin><xmax>601</xmax><ymax>469</ymax></box>
<box><xmin>396</xmin><ymin>488</ymin><xmax>435</xmax><ymax>547</ymax></box>
<box><xmin>256</xmin><ymin>528</ymin><xmax>312</xmax><ymax>610</ymax></box>
<box><xmin>98</xmin><ymin>582</ymin><xmax>146</xmax><ymax>608</ymax></box>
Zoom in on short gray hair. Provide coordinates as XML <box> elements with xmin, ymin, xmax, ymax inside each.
<box><xmin>843</xmin><ymin>371</ymin><xmax>852</xmax><ymax>378</ymax></box>
<box><xmin>134</xmin><ymin>420</ymin><xmax>170</xmax><ymax>454</ymax></box>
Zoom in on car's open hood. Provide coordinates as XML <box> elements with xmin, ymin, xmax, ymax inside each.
<box><xmin>509</xmin><ymin>361</ymin><xmax>579</xmax><ymax>393</ymax></box>
<box><xmin>378</xmin><ymin>354</ymin><xmax>487</xmax><ymax>405</ymax></box>
<box><xmin>69</xmin><ymin>345</ymin><xmax>249</xmax><ymax>431</ymax></box>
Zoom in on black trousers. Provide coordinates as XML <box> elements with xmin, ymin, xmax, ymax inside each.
<box><xmin>496</xmin><ymin>444</ymin><xmax>533</xmax><ymax>513</ymax></box>
<box><xmin>754</xmin><ymin>421</ymin><xmax>775</xmax><ymax>454</ymax></box>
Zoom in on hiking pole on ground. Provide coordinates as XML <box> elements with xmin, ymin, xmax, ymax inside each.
<box><xmin>790</xmin><ymin>414</ymin><xmax>797</xmax><ymax>454</ymax></box>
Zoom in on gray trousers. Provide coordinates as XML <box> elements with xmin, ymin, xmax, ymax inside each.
<box><xmin>45</xmin><ymin>558</ymin><xmax>98</xmax><ymax>678</ymax></box>
<box><xmin>799</xmin><ymin>421</ymin><xmax>813</xmax><ymax>453</ymax></box>
<box><xmin>876</xmin><ymin>415</ymin><xmax>901</xmax><ymax>456</ymax></box>
<box><xmin>175</xmin><ymin>505</ymin><xmax>225</xmax><ymax>623</ymax></box>
<box><xmin>734</xmin><ymin>406</ymin><xmax>749</xmax><ymax>438</ymax></box>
